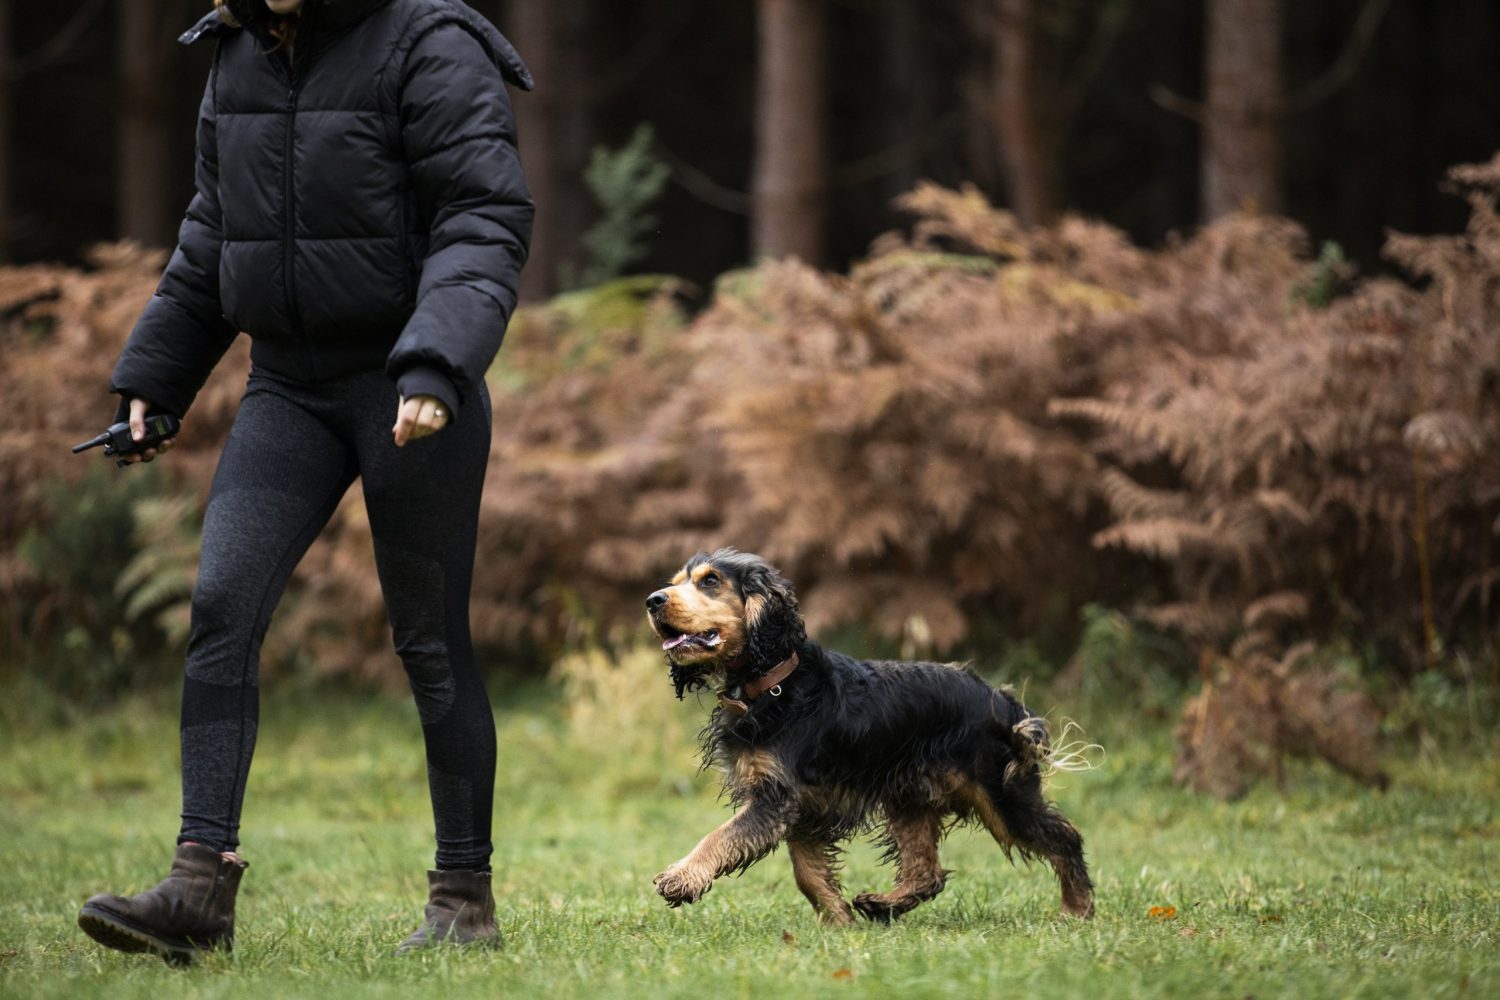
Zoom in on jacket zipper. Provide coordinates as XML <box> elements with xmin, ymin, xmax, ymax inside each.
<box><xmin>279</xmin><ymin>16</ymin><xmax>330</xmax><ymax>379</ymax></box>
<box><xmin>283</xmin><ymin>80</ymin><xmax>315</xmax><ymax>376</ymax></box>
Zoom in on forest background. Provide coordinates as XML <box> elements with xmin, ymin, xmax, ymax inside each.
<box><xmin>1</xmin><ymin>0</ymin><xmax>1499</xmax><ymax>793</ymax></box>
<box><xmin>0</xmin><ymin>3</ymin><xmax>1498</xmax><ymax>994</ymax></box>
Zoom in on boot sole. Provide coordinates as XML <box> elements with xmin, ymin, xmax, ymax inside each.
<box><xmin>394</xmin><ymin>930</ymin><xmax>502</xmax><ymax>956</ymax></box>
<box><xmin>78</xmin><ymin>903</ymin><xmax>223</xmax><ymax>966</ymax></box>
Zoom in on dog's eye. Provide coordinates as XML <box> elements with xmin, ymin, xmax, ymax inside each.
<box><xmin>700</xmin><ymin>573</ymin><xmax>721</xmax><ymax>589</ymax></box>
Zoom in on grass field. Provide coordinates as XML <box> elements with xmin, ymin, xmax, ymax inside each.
<box><xmin>1</xmin><ymin>651</ymin><xmax>1496</xmax><ymax>999</ymax></box>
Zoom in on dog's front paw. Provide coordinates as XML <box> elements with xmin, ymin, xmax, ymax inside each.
<box><xmin>653</xmin><ymin>864</ymin><xmax>712</xmax><ymax>907</ymax></box>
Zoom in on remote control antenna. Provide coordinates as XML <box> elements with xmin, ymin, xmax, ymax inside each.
<box><xmin>72</xmin><ymin>432</ymin><xmax>111</xmax><ymax>454</ymax></box>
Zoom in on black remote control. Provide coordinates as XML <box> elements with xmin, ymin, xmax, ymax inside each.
<box><xmin>72</xmin><ymin>414</ymin><xmax>182</xmax><ymax>465</ymax></box>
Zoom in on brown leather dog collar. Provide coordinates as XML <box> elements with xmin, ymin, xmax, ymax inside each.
<box><xmin>718</xmin><ymin>651</ymin><xmax>800</xmax><ymax>716</ymax></box>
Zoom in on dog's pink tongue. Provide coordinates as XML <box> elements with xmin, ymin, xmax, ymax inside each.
<box><xmin>663</xmin><ymin>634</ymin><xmax>690</xmax><ymax>650</ymax></box>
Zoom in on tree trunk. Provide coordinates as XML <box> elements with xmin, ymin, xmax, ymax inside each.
<box><xmin>993</xmin><ymin>0</ymin><xmax>1063</xmax><ymax>228</ymax></box>
<box><xmin>880</xmin><ymin>0</ymin><xmax>926</xmax><ymax>198</ymax></box>
<box><xmin>752</xmin><ymin>0</ymin><xmax>826</xmax><ymax>264</ymax></box>
<box><xmin>1202</xmin><ymin>0</ymin><xmax>1282</xmax><ymax>219</ymax></box>
<box><xmin>507</xmin><ymin>0</ymin><xmax>593</xmax><ymax>300</ymax></box>
<box><xmin>0</xmin><ymin>0</ymin><xmax>12</xmax><ymax>261</ymax></box>
<box><xmin>117</xmin><ymin>0</ymin><xmax>175</xmax><ymax>247</ymax></box>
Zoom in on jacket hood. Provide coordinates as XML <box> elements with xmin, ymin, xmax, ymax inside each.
<box><xmin>449</xmin><ymin>1</ymin><xmax>534</xmax><ymax>91</ymax></box>
<box><xmin>182</xmin><ymin>0</ymin><xmax>533</xmax><ymax>91</ymax></box>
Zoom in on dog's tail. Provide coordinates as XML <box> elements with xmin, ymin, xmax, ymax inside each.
<box><xmin>995</xmin><ymin>686</ymin><xmax>1051</xmax><ymax>785</ymax></box>
<box><xmin>995</xmin><ymin>686</ymin><xmax>1100</xmax><ymax>786</ymax></box>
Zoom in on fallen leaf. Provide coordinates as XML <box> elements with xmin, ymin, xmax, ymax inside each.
<box><xmin>832</xmin><ymin>968</ymin><xmax>854</xmax><ymax>980</ymax></box>
<box><xmin>1148</xmin><ymin>905</ymin><xmax>1177</xmax><ymax>920</ymax></box>
<box><xmin>782</xmin><ymin>930</ymin><xmax>798</xmax><ymax>946</ymax></box>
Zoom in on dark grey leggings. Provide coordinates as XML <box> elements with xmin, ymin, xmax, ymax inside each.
<box><xmin>178</xmin><ymin>366</ymin><xmax>496</xmax><ymax>871</ymax></box>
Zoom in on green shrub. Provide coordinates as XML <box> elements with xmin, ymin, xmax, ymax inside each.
<box><xmin>8</xmin><ymin>464</ymin><xmax>198</xmax><ymax>700</ymax></box>
<box><xmin>1289</xmin><ymin>240</ymin><xmax>1353</xmax><ymax>308</ymax></box>
<box><xmin>1067</xmin><ymin>604</ymin><xmax>1189</xmax><ymax>717</ymax></box>
<box><xmin>564</xmin><ymin>124</ymin><xmax>670</xmax><ymax>290</ymax></box>
<box><xmin>1383</xmin><ymin>650</ymin><xmax>1500</xmax><ymax>749</ymax></box>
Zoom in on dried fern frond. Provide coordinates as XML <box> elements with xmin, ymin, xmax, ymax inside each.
<box><xmin>893</xmin><ymin>182</ymin><xmax>1029</xmax><ymax>260</ymax></box>
<box><xmin>1174</xmin><ymin>647</ymin><xmax>1386</xmax><ymax>799</ymax></box>
<box><xmin>1142</xmin><ymin>601</ymin><xmax>1243</xmax><ymax>642</ymax></box>
<box><xmin>1404</xmin><ymin>410</ymin><xmax>1487</xmax><ymax>462</ymax></box>
<box><xmin>1242</xmin><ymin>591</ymin><xmax>1310</xmax><ymax>631</ymax></box>
<box><xmin>1443</xmin><ymin>152</ymin><xmax>1500</xmax><ymax>193</ymax></box>
<box><xmin>1093</xmin><ymin>518</ymin><xmax>1221</xmax><ymax>560</ymax></box>
<box><xmin>1096</xmin><ymin>468</ymin><xmax>1190</xmax><ymax>520</ymax></box>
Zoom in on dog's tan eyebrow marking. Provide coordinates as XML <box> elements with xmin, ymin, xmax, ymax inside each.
<box><xmin>671</xmin><ymin>570</ymin><xmax>688</xmax><ymax>585</ymax></box>
<box><xmin>691</xmin><ymin>565</ymin><xmax>719</xmax><ymax>584</ymax></box>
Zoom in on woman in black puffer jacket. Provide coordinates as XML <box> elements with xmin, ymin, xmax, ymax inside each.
<box><xmin>77</xmin><ymin>0</ymin><xmax>533</xmax><ymax>963</ymax></box>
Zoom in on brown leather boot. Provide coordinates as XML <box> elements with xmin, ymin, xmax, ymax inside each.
<box><xmin>78</xmin><ymin>843</ymin><xmax>248</xmax><ymax>965</ymax></box>
<box><xmin>395</xmin><ymin>869</ymin><xmax>500</xmax><ymax>954</ymax></box>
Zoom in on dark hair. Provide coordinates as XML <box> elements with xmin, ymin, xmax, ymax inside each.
<box><xmin>214</xmin><ymin>0</ymin><xmax>299</xmax><ymax>52</ymax></box>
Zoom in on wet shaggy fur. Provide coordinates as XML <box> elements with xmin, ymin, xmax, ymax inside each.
<box><xmin>645</xmin><ymin>549</ymin><xmax>1094</xmax><ymax>926</ymax></box>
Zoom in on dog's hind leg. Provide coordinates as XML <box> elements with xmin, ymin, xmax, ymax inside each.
<box><xmin>965</xmin><ymin>779</ymin><xmax>1094</xmax><ymax>919</ymax></box>
<box><xmin>851</xmin><ymin>809</ymin><xmax>947</xmax><ymax>923</ymax></box>
<box><xmin>1005</xmin><ymin>789</ymin><xmax>1094</xmax><ymax>918</ymax></box>
<box><xmin>788</xmin><ymin>839</ymin><xmax>855</xmax><ymax>926</ymax></box>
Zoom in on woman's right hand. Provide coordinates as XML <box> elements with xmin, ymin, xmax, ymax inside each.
<box><xmin>120</xmin><ymin>397</ymin><xmax>178</xmax><ymax>464</ymax></box>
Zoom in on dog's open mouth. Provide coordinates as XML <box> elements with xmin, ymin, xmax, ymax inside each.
<box><xmin>658</xmin><ymin>624</ymin><xmax>722</xmax><ymax>653</ymax></box>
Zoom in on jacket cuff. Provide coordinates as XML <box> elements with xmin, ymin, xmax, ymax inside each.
<box><xmin>111</xmin><ymin>392</ymin><xmax>178</xmax><ymax>425</ymax></box>
<box><xmin>395</xmin><ymin>366</ymin><xmax>461</xmax><ymax>417</ymax></box>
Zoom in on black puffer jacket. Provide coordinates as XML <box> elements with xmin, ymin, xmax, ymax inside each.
<box><xmin>110</xmin><ymin>0</ymin><xmax>534</xmax><ymax>421</ymax></box>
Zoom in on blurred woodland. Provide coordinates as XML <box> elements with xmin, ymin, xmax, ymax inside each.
<box><xmin>3</xmin><ymin>0</ymin><xmax>1500</xmax><ymax>796</ymax></box>
<box><xmin>4</xmin><ymin>1</ymin><xmax>1500</xmax><ymax>286</ymax></box>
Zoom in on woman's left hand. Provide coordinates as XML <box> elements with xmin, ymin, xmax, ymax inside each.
<box><xmin>392</xmin><ymin>394</ymin><xmax>451</xmax><ymax>447</ymax></box>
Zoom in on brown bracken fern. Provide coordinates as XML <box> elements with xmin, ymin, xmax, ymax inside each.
<box><xmin>4</xmin><ymin>160</ymin><xmax>1498</xmax><ymax>797</ymax></box>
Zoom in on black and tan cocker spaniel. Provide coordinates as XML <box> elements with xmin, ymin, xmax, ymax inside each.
<box><xmin>645</xmin><ymin>548</ymin><xmax>1094</xmax><ymax>925</ymax></box>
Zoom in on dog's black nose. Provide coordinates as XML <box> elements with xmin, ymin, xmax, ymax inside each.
<box><xmin>646</xmin><ymin>591</ymin><xmax>669</xmax><ymax>611</ymax></box>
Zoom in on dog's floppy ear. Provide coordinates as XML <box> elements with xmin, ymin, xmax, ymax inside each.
<box><xmin>670</xmin><ymin>661</ymin><xmax>704</xmax><ymax>701</ymax></box>
<box><xmin>741</xmin><ymin>559</ymin><xmax>805</xmax><ymax>673</ymax></box>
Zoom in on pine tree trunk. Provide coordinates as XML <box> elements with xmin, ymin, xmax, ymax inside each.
<box><xmin>508</xmin><ymin>0</ymin><xmax>593</xmax><ymax>300</ymax></box>
<box><xmin>752</xmin><ymin>0</ymin><xmax>826</xmax><ymax>264</ymax></box>
<box><xmin>880</xmin><ymin>0</ymin><xmax>925</xmax><ymax>198</ymax></box>
<box><xmin>1202</xmin><ymin>0</ymin><xmax>1282</xmax><ymax>219</ymax></box>
<box><xmin>0</xmin><ymin>0</ymin><xmax>12</xmax><ymax>261</ymax></box>
<box><xmin>117</xmin><ymin>0</ymin><xmax>174</xmax><ymax>247</ymax></box>
<box><xmin>994</xmin><ymin>0</ymin><xmax>1063</xmax><ymax>228</ymax></box>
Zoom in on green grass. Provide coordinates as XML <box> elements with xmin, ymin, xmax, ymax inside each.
<box><xmin>0</xmin><ymin>671</ymin><xmax>1496</xmax><ymax>1000</ymax></box>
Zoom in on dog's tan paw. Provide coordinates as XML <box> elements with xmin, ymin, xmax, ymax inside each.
<box><xmin>819</xmin><ymin>904</ymin><xmax>857</xmax><ymax>927</ymax></box>
<box><xmin>653</xmin><ymin>865</ymin><xmax>712</xmax><ymax>907</ymax></box>
<box><xmin>1061</xmin><ymin>888</ymin><xmax>1095</xmax><ymax>919</ymax></box>
<box><xmin>1061</xmin><ymin>901</ymin><xmax>1095</xmax><ymax>919</ymax></box>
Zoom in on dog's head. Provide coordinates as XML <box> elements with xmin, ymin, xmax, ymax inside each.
<box><xmin>646</xmin><ymin>548</ymin><xmax>806</xmax><ymax>699</ymax></box>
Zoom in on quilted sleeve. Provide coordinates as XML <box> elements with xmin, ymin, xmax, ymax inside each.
<box><xmin>386</xmin><ymin>22</ymin><xmax>534</xmax><ymax>416</ymax></box>
<box><xmin>109</xmin><ymin>56</ymin><xmax>238</xmax><ymax>420</ymax></box>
